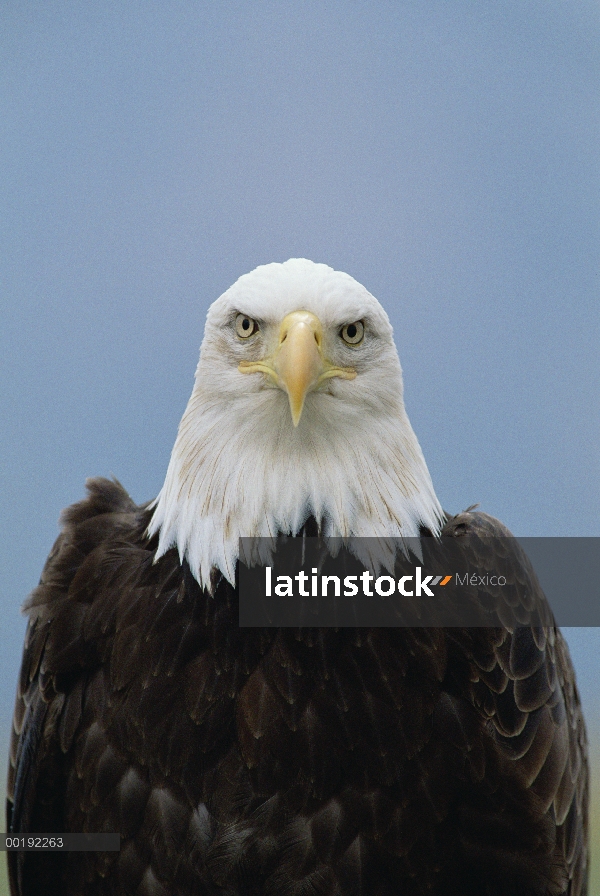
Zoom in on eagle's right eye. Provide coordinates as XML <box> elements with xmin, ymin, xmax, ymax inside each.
<box><xmin>235</xmin><ymin>314</ymin><xmax>258</xmax><ymax>338</ymax></box>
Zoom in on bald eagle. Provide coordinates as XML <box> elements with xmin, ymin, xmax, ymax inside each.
<box><xmin>8</xmin><ymin>260</ymin><xmax>588</xmax><ymax>895</ymax></box>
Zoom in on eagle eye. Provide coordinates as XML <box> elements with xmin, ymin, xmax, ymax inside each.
<box><xmin>340</xmin><ymin>321</ymin><xmax>364</xmax><ymax>345</ymax></box>
<box><xmin>235</xmin><ymin>314</ymin><xmax>259</xmax><ymax>338</ymax></box>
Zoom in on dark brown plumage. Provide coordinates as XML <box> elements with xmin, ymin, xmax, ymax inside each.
<box><xmin>7</xmin><ymin>478</ymin><xmax>588</xmax><ymax>895</ymax></box>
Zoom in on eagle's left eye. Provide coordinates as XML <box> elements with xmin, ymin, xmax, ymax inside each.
<box><xmin>340</xmin><ymin>321</ymin><xmax>364</xmax><ymax>345</ymax></box>
<box><xmin>235</xmin><ymin>314</ymin><xmax>258</xmax><ymax>338</ymax></box>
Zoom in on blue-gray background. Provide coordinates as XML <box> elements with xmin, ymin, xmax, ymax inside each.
<box><xmin>1</xmin><ymin>0</ymin><xmax>599</xmax><ymax>884</ymax></box>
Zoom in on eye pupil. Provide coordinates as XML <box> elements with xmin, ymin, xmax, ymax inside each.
<box><xmin>347</xmin><ymin>324</ymin><xmax>357</xmax><ymax>339</ymax></box>
<box><xmin>242</xmin><ymin>318</ymin><xmax>250</xmax><ymax>330</ymax></box>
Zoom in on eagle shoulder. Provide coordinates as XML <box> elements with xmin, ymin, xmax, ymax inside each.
<box><xmin>7</xmin><ymin>478</ymin><xmax>166</xmax><ymax>895</ymax></box>
<box><xmin>440</xmin><ymin>509</ymin><xmax>589</xmax><ymax>894</ymax></box>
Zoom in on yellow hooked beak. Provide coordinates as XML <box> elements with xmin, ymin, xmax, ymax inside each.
<box><xmin>238</xmin><ymin>311</ymin><xmax>356</xmax><ymax>426</ymax></box>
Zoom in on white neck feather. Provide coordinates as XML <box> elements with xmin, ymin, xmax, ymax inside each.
<box><xmin>148</xmin><ymin>369</ymin><xmax>443</xmax><ymax>591</ymax></box>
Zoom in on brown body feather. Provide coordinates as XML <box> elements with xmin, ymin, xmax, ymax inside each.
<box><xmin>7</xmin><ymin>478</ymin><xmax>588</xmax><ymax>895</ymax></box>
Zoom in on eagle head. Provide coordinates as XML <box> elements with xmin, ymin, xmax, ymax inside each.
<box><xmin>149</xmin><ymin>259</ymin><xmax>443</xmax><ymax>588</ymax></box>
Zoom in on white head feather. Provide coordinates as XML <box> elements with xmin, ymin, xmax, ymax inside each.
<box><xmin>148</xmin><ymin>259</ymin><xmax>443</xmax><ymax>589</ymax></box>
